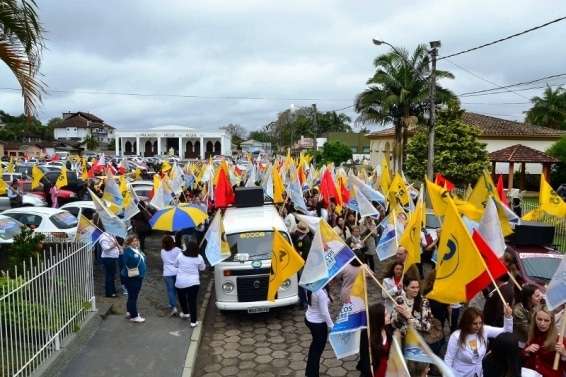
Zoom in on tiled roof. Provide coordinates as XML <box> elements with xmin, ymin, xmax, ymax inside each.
<box><xmin>489</xmin><ymin>144</ymin><xmax>559</xmax><ymax>163</ymax></box>
<box><xmin>56</xmin><ymin>112</ymin><xmax>114</xmax><ymax>129</ymax></box>
<box><xmin>367</xmin><ymin>112</ymin><xmax>566</xmax><ymax>139</ymax></box>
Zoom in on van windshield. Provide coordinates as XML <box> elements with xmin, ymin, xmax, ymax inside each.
<box><xmin>226</xmin><ymin>231</ymin><xmax>288</xmax><ymax>261</ymax></box>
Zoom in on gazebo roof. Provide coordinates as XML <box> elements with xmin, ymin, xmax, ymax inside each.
<box><xmin>489</xmin><ymin>144</ymin><xmax>559</xmax><ymax>163</ymax></box>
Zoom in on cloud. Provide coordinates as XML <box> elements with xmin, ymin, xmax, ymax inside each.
<box><xmin>0</xmin><ymin>0</ymin><xmax>565</xmax><ymax>131</ymax></box>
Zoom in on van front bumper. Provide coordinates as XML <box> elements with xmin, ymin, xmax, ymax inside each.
<box><xmin>215</xmin><ymin>295</ymin><xmax>299</xmax><ymax>311</ymax></box>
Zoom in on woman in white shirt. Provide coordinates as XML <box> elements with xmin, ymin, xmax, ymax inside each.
<box><xmin>381</xmin><ymin>262</ymin><xmax>404</xmax><ymax>315</ymax></box>
<box><xmin>305</xmin><ymin>286</ymin><xmax>333</xmax><ymax>377</ymax></box>
<box><xmin>174</xmin><ymin>239</ymin><xmax>206</xmax><ymax>327</ymax></box>
<box><xmin>160</xmin><ymin>235</ymin><xmax>181</xmax><ymax>316</ymax></box>
<box><xmin>444</xmin><ymin>304</ymin><xmax>513</xmax><ymax>377</ymax></box>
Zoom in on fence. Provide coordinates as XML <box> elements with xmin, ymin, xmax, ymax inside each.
<box><xmin>0</xmin><ymin>241</ymin><xmax>96</xmax><ymax>377</ymax></box>
<box><xmin>521</xmin><ymin>199</ymin><xmax>566</xmax><ymax>252</ymax></box>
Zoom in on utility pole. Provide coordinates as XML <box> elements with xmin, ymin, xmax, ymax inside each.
<box><xmin>312</xmin><ymin>103</ymin><xmax>319</xmax><ymax>151</ymax></box>
<box><xmin>427</xmin><ymin>41</ymin><xmax>441</xmax><ymax>180</ymax></box>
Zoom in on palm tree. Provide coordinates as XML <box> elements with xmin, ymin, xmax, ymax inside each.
<box><xmin>525</xmin><ymin>85</ymin><xmax>566</xmax><ymax>130</ymax></box>
<box><xmin>0</xmin><ymin>0</ymin><xmax>44</xmax><ymax>117</ymax></box>
<box><xmin>355</xmin><ymin>44</ymin><xmax>455</xmax><ymax>172</ymax></box>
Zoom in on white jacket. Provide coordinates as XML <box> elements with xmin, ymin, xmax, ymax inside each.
<box><xmin>444</xmin><ymin>316</ymin><xmax>513</xmax><ymax>377</ymax></box>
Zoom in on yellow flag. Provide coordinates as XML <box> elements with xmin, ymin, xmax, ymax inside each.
<box><xmin>427</xmin><ymin>198</ymin><xmax>487</xmax><ymax>304</ymax></box>
<box><xmin>153</xmin><ymin>174</ymin><xmax>161</xmax><ymax>192</ymax></box>
<box><xmin>0</xmin><ymin>165</ymin><xmax>7</xmax><ymax>195</ymax></box>
<box><xmin>379</xmin><ymin>158</ymin><xmax>391</xmax><ymax>195</ymax></box>
<box><xmin>539</xmin><ymin>174</ymin><xmax>566</xmax><ymax>218</ymax></box>
<box><xmin>134</xmin><ymin>167</ymin><xmax>142</xmax><ymax>180</ymax></box>
<box><xmin>468</xmin><ymin>170</ymin><xmax>497</xmax><ymax>210</ymax></box>
<box><xmin>399</xmin><ymin>189</ymin><xmax>424</xmax><ymax>273</ymax></box>
<box><xmin>268</xmin><ymin>230</ymin><xmax>304</xmax><ymax>301</ymax></box>
<box><xmin>6</xmin><ymin>158</ymin><xmax>15</xmax><ymax>173</ymax></box>
<box><xmin>388</xmin><ymin>173</ymin><xmax>410</xmax><ymax>206</ymax></box>
<box><xmin>161</xmin><ymin>160</ymin><xmax>172</xmax><ymax>174</ymax></box>
<box><xmin>425</xmin><ymin>178</ymin><xmax>483</xmax><ymax>221</ymax></box>
<box><xmin>119</xmin><ymin>175</ymin><xmax>127</xmax><ymax>196</ymax></box>
<box><xmin>522</xmin><ymin>207</ymin><xmax>545</xmax><ymax>221</ymax></box>
<box><xmin>81</xmin><ymin>159</ymin><xmax>89</xmax><ymax>181</ymax></box>
<box><xmin>56</xmin><ymin>167</ymin><xmax>68</xmax><ymax>189</ymax></box>
<box><xmin>272</xmin><ymin>166</ymin><xmax>285</xmax><ymax>204</ymax></box>
<box><xmin>31</xmin><ymin>164</ymin><xmax>44</xmax><ymax>190</ymax></box>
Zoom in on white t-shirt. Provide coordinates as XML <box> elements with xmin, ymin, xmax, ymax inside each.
<box><xmin>174</xmin><ymin>254</ymin><xmax>206</xmax><ymax>288</ymax></box>
<box><xmin>161</xmin><ymin>247</ymin><xmax>181</xmax><ymax>276</ymax></box>
<box><xmin>305</xmin><ymin>289</ymin><xmax>334</xmax><ymax>328</ymax></box>
<box><xmin>99</xmin><ymin>233</ymin><xmax>120</xmax><ymax>259</ymax></box>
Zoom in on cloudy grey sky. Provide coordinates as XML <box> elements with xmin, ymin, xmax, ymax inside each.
<box><xmin>1</xmin><ymin>0</ymin><xmax>565</xmax><ymax>133</ymax></box>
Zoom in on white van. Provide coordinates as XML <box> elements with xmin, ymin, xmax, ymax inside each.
<box><xmin>214</xmin><ymin>203</ymin><xmax>299</xmax><ymax>313</ymax></box>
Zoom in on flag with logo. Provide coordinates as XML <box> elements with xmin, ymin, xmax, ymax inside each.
<box><xmin>300</xmin><ymin>219</ymin><xmax>355</xmax><ymax>292</ymax></box>
<box><xmin>150</xmin><ymin>178</ymin><xmax>173</xmax><ymax>210</ymax></box>
<box><xmin>268</xmin><ymin>229</ymin><xmax>304</xmax><ymax>301</ymax></box>
<box><xmin>102</xmin><ymin>173</ymin><xmax>124</xmax><ymax>213</ymax></box>
<box><xmin>77</xmin><ymin>214</ymin><xmax>103</xmax><ymax>244</ymax></box>
<box><xmin>388</xmin><ymin>173</ymin><xmax>410</xmax><ymax>207</ymax></box>
<box><xmin>89</xmin><ymin>189</ymin><xmax>128</xmax><ymax>238</ymax></box>
<box><xmin>545</xmin><ymin>254</ymin><xmax>566</xmax><ymax>310</ymax></box>
<box><xmin>31</xmin><ymin>164</ymin><xmax>44</xmax><ymax>190</ymax></box>
<box><xmin>425</xmin><ymin>177</ymin><xmax>483</xmax><ymax>221</ymax></box>
<box><xmin>123</xmin><ymin>185</ymin><xmax>141</xmax><ymax>220</ymax></box>
<box><xmin>56</xmin><ymin>166</ymin><xmax>68</xmax><ymax>189</ymax></box>
<box><xmin>399</xmin><ymin>187</ymin><xmax>424</xmax><ymax>272</ymax></box>
<box><xmin>540</xmin><ymin>174</ymin><xmax>566</xmax><ymax>218</ymax></box>
<box><xmin>404</xmin><ymin>326</ymin><xmax>455</xmax><ymax>377</ymax></box>
<box><xmin>427</xmin><ymin>196</ymin><xmax>497</xmax><ymax>304</ymax></box>
<box><xmin>376</xmin><ymin>214</ymin><xmax>399</xmax><ymax>261</ymax></box>
<box><xmin>329</xmin><ymin>269</ymin><xmax>368</xmax><ymax>359</ymax></box>
<box><xmin>298</xmin><ymin>221</ymin><xmax>328</xmax><ymax>287</ymax></box>
<box><xmin>379</xmin><ymin>158</ymin><xmax>391</xmax><ymax>195</ymax></box>
<box><xmin>203</xmin><ymin>211</ymin><xmax>231</xmax><ymax>267</ymax></box>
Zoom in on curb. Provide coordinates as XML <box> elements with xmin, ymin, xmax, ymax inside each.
<box><xmin>182</xmin><ymin>277</ymin><xmax>213</xmax><ymax>377</ymax></box>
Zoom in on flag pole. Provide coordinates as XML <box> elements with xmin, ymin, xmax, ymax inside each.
<box><xmin>553</xmin><ymin>313</ymin><xmax>566</xmax><ymax>370</ymax></box>
<box><xmin>475</xmin><ymin>242</ymin><xmax>508</xmax><ymax>307</ymax></box>
<box><xmin>357</xmin><ymin>259</ymin><xmax>397</xmax><ymax>305</ymax></box>
<box><xmin>361</xmin><ymin>268</ymin><xmax>375</xmax><ymax>377</ymax></box>
<box><xmin>507</xmin><ymin>271</ymin><xmax>523</xmax><ymax>291</ymax></box>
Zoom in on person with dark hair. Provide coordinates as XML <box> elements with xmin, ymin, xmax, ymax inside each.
<box><xmin>174</xmin><ymin>240</ymin><xmax>205</xmax><ymax>327</ymax></box>
<box><xmin>511</xmin><ymin>197</ymin><xmax>522</xmax><ymax>218</ymax></box>
<box><xmin>483</xmin><ymin>275</ymin><xmax>515</xmax><ymax>327</ymax></box>
<box><xmin>381</xmin><ymin>262</ymin><xmax>404</xmax><ymax>315</ymax></box>
<box><xmin>120</xmin><ymin>235</ymin><xmax>147</xmax><ymax>323</ymax></box>
<box><xmin>99</xmin><ymin>231</ymin><xmax>121</xmax><ymax>298</ymax></box>
<box><xmin>482</xmin><ymin>332</ymin><xmax>521</xmax><ymax>377</ymax></box>
<box><xmin>522</xmin><ymin>307</ymin><xmax>566</xmax><ymax>376</ymax></box>
<box><xmin>304</xmin><ymin>286</ymin><xmax>333</xmax><ymax>377</ymax></box>
<box><xmin>444</xmin><ymin>305</ymin><xmax>514</xmax><ymax>377</ymax></box>
<box><xmin>357</xmin><ymin>303</ymin><xmax>393</xmax><ymax>377</ymax></box>
<box><xmin>131</xmin><ymin>201</ymin><xmax>152</xmax><ymax>252</ymax></box>
<box><xmin>513</xmin><ymin>284</ymin><xmax>544</xmax><ymax>348</ymax></box>
<box><xmin>391</xmin><ymin>276</ymin><xmax>433</xmax><ymax>337</ymax></box>
<box><xmin>407</xmin><ymin>361</ymin><xmax>430</xmax><ymax>377</ymax></box>
<box><xmin>160</xmin><ymin>235</ymin><xmax>181</xmax><ymax>316</ymax></box>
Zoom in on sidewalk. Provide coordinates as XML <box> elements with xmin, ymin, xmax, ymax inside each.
<box><xmin>57</xmin><ymin>235</ymin><xmax>211</xmax><ymax>377</ymax></box>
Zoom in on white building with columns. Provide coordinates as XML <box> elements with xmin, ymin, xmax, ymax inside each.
<box><xmin>114</xmin><ymin>125</ymin><xmax>232</xmax><ymax>159</ymax></box>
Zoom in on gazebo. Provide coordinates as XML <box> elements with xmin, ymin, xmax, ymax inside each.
<box><xmin>489</xmin><ymin>144</ymin><xmax>559</xmax><ymax>190</ymax></box>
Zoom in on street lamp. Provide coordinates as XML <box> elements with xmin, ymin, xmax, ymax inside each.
<box><xmin>372</xmin><ymin>38</ymin><xmax>440</xmax><ymax>179</ymax></box>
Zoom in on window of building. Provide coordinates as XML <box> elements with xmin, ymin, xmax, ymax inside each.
<box><xmin>363</xmin><ymin>146</ymin><xmax>370</xmax><ymax>153</ymax></box>
<box><xmin>351</xmin><ymin>146</ymin><xmax>358</xmax><ymax>153</ymax></box>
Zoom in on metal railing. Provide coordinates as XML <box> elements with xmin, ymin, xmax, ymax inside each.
<box><xmin>0</xmin><ymin>241</ymin><xmax>96</xmax><ymax>377</ymax></box>
<box><xmin>521</xmin><ymin>199</ymin><xmax>566</xmax><ymax>252</ymax></box>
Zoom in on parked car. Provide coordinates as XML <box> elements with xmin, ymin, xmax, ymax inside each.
<box><xmin>60</xmin><ymin>201</ymin><xmax>97</xmax><ymax>220</ymax></box>
<box><xmin>1</xmin><ymin>207</ymin><xmax>78</xmax><ymax>241</ymax></box>
<box><xmin>0</xmin><ymin>192</ymin><xmax>47</xmax><ymax>210</ymax></box>
<box><xmin>42</xmin><ymin>170</ymin><xmax>86</xmax><ymax>197</ymax></box>
<box><xmin>0</xmin><ymin>214</ymin><xmax>25</xmax><ymax>244</ymax></box>
<box><xmin>505</xmin><ymin>244</ymin><xmax>562</xmax><ymax>290</ymax></box>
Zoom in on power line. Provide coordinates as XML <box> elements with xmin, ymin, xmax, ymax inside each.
<box><xmin>438</xmin><ymin>16</ymin><xmax>566</xmax><ymax>60</ymax></box>
<box><xmin>459</xmin><ymin>81</ymin><xmax>566</xmax><ymax>97</ymax></box>
<box><xmin>456</xmin><ymin>74</ymin><xmax>566</xmax><ymax>96</ymax></box>
<box><xmin>443</xmin><ymin>59</ymin><xmax>529</xmax><ymax>100</ymax></box>
<box><xmin>0</xmin><ymin>86</ymin><xmax>353</xmax><ymax>103</ymax></box>
<box><xmin>460</xmin><ymin>101</ymin><xmax>530</xmax><ymax>105</ymax></box>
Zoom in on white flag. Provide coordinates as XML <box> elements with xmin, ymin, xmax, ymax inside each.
<box><xmin>478</xmin><ymin>197</ymin><xmax>506</xmax><ymax>258</ymax></box>
<box><xmin>204</xmin><ymin>211</ymin><xmax>231</xmax><ymax>266</ymax></box>
<box><xmin>354</xmin><ymin>187</ymin><xmax>379</xmax><ymax>218</ymax></box>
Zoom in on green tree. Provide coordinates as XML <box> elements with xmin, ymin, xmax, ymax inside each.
<box><xmin>320</xmin><ymin>141</ymin><xmax>352</xmax><ymax>165</ymax></box>
<box><xmin>8</xmin><ymin>227</ymin><xmax>44</xmax><ymax>270</ymax></box>
<box><xmin>525</xmin><ymin>85</ymin><xmax>566</xmax><ymax>130</ymax></box>
<box><xmin>355</xmin><ymin>44</ymin><xmax>455</xmax><ymax>172</ymax></box>
<box><xmin>0</xmin><ymin>0</ymin><xmax>45</xmax><ymax>117</ymax></box>
<box><xmin>221</xmin><ymin>123</ymin><xmax>247</xmax><ymax>150</ymax></box>
<box><xmin>405</xmin><ymin>107</ymin><xmax>489</xmax><ymax>185</ymax></box>
<box><xmin>83</xmin><ymin>135</ymin><xmax>99</xmax><ymax>150</ymax></box>
<box><xmin>547</xmin><ymin>136</ymin><xmax>566</xmax><ymax>184</ymax></box>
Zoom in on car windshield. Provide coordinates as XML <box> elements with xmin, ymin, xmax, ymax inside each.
<box><xmin>0</xmin><ymin>217</ymin><xmax>23</xmax><ymax>240</ymax></box>
<box><xmin>50</xmin><ymin>212</ymin><xmax>78</xmax><ymax>229</ymax></box>
<box><xmin>226</xmin><ymin>231</ymin><xmax>288</xmax><ymax>261</ymax></box>
<box><xmin>521</xmin><ymin>256</ymin><xmax>561</xmax><ymax>281</ymax></box>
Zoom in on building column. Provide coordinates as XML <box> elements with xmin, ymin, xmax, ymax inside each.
<box><xmin>542</xmin><ymin>163</ymin><xmax>551</xmax><ymax>181</ymax></box>
<box><xmin>115</xmin><ymin>136</ymin><xmax>119</xmax><ymax>156</ymax></box>
<box><xmin>200</xmin><ymin>136</ymin><xmax>205</xmax><ymax>159</ymax></box>
<box><xmin>178</xmin><ymin>137</ymin><xmax>183</xmax><ymax>159</ymax></box>
<box><xmin>157</xmin><ymin>137</ymin><xmax>162</xmax><ymax>156</ymax></box>
<box><xmin>136</xmin><ymin>136</ymin><xmax>140</xmax><ymax>156</ymax></box>
<box><xmin>221</xmin><ymin>136</ymin><xmax>226</xmax><ymax>156</ymax></box>
<box><xmin>520</xmin><ymin>162</ymin><xmax>526</xmax><ymax>191</ymax></box>
<box><xmin>508</xmin><ymin>161</ymin><xmax>514</xmax><ymax>190</ymax></box>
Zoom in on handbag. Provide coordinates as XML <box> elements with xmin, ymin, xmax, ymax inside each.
<box><xmin>127</xmin><ymin>255</ymin><xmax>142</xmax><ymax>278</ymax></box>
<box><xmin>423</xmin><ymin>317</ymin><xmax>444</xmax><ymax>344</ymax></box>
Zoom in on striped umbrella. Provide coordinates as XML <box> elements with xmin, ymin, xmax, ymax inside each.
<box><xmin>149</xmin><ymin>205</ymin><xmax>208</xmax><ymax>232</ymax></box>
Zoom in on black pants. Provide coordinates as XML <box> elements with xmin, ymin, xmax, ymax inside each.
<box><xmin>125</xmin><ymin>277</ymin><xmax>143</xmax><ymax>318</ymax></box>
<box><xmin>177</xmin><ymin>285</ymin><xmax>199</xmax><ymax>321</ymax></box>
<box><xmin>305</xmin><ymin>318</ymin><xmax>328</xmax><ymax>377</ymax></box>
<box><xmin>101</xmin><ymin>257</ymin><xmax>117</xmax><ymax>297</ymax></box>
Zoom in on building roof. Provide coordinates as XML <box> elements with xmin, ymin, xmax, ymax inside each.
<box><xmin>367</xmin><ymin>112</ymin><xmax>566</xmax><ymax>139</ymax></box>
<box><xmin>489</xmin><ymin>144</ymin><xmax>559</xmax><ymax>163</ymax></box>
<box><xmin>56</xmin><ymin>112</ymin><xmax>114</xmax><ymax>130</ymax></box>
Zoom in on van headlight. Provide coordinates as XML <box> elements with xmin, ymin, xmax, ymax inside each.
<box><xmin>281</xmin><ymin>279</ymin><xmax>291</xmax><ymax>290</ymax></box>
<box><xmin>222</xmin><ymin>282</ymin><xmax>234</xmax><ymax>293</ymax></box>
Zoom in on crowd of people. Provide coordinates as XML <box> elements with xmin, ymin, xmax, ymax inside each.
<box><xmin>86</xmin><ymin>162</ymin><xmax>564</xmax><ymax>377</ymax></box>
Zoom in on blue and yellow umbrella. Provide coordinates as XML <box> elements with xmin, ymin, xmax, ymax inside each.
<box><xmin>149</xmin><ymin>205</ymin><xmax>208</xmax><ymax>232</ymax></box>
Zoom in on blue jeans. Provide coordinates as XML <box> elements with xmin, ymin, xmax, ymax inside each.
<box><xmin>101</xmin><ymin>258</ymin><xmax>117</xmax><ymax>297</ymax></box>
<box><xmin>125</xmin><ymin>277</ymin><xmax>143</xmax><ymax>318</ymax></box>
<box><xmin>163</xmin><ymin>276</ymin><xmax>177</xmax><ymax>309</ymax></box>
